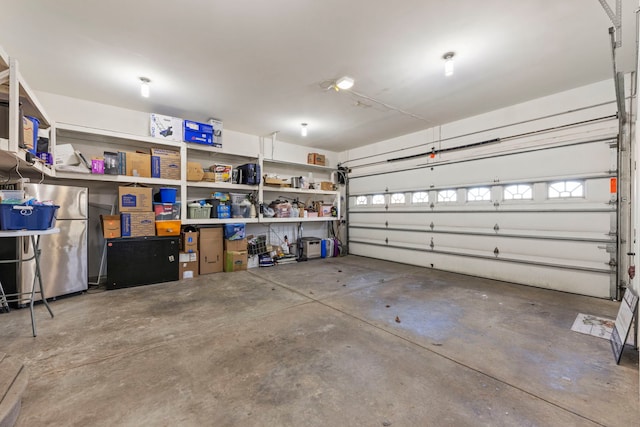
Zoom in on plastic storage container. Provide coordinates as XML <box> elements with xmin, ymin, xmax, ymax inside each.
<box><xmin>155</xmin><ymin>220</ymin><xmax>181</xmax><ymax>236</ymax></box>
<box><xmin>0</xmin><ymin>190</ymin><xmax>25</xmax><ymax>204</ymax></box>
<box><xmin>0</xmin><ymin>204</ymin><xmax>59</xmax><ymax>230</ymax></box>
<box><xmin>187</xmin><ymin>202</ymin><xmax>212</xmax><ymax>219</ymax></box>
<box><xmin>231</xmin><ymin>203</ymin><xmax>250</xmax><ymax>218</ymax></box>
<box><xmin>153</xmin><ymin>202</ymin><xmax>181</xmax><ymax>220</ymax></box>
<box><xmin>157</xmin><ymin>187</ymin><xmax>177</xmax><ymax>203</ymax></box>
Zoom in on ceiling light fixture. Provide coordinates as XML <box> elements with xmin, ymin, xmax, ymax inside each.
<box><xmin>301</xmin><ymin>123</ymin><xmax>308</xmax><ymax>137</ymax></box>
<box><xmin>140</xmin><ymin>77</ymin><xmax>151</xmax><ymax>98</ymax></box>
<box><xmin>443</xmin><ymin>52</ymin><xmax>455</xmax><ymax>77</ymax></box>
<box><xmin>335</xmin><ymin>76</ymin><xmax>355</xmax><ymax>91</ymax></box>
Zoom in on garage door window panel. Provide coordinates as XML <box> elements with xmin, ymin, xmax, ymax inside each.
<box><xmin>438</xmin><ymin>189</ymin><xmax>457</xmax><ymax>203</ymax></box>
<box><xmin>412</xmin><ymin>191</ymin><xmax>429</xmax><ymax>204</ymax></box>
<box><xmin>467</xmin><ymin>187</ymin><xmax>491</xmax><ymax>202</ymax></box>
<box><xmin>372</xmin><ymin>194</ymin><xmax>386</xmax><ymax>205</ymax></box>
<box><xmin>390</xmin><ymin>193</ymin><xmax>406</xmax><ymax>204</ymax></box>
<box><xmin>503</xmin><ymin>184</ymin><xmax>533</xmax><ymax>200</ymax></box>
<box><xmin>548</xmin><ymin>181</ymin><xmax>584</xmax><ymax>199</ymax></box>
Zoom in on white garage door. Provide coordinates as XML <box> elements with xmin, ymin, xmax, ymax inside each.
<box><xmin>348</xmin><ymin>138</ymin><xmax>617</xmax><ymax>298</ymax></box>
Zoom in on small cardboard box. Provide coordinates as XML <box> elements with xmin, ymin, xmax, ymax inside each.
<box><xmin>210</xmin><ymin>164</ymin><xmax>232</xmax><ymax>182</ymax></box>
<box><xmin>151</xmin><ymin>148</ymin><xmax>181</xmax><ymax>180</ymax></box>
<box><xmin>224</xmin><ymin>250</ymin><xmax>248</xmax><ymax>272</ymax></box>
<box><xmin>307</xmin><ymin>153</ymin><xmax>326</xmax><ymax>166</ymax></box>
<box><xmin>119</xmin><ymin>186</ymin><xmax>153</xmax><ymax>212</ymax></box>
<box><xmin>125</xmin><ymin>152</ymin><xmax>151</xmax><ymax>178</ymax></box>
<box><xmin>202</xmin><ymin>171</ymin><xmax>216</xmax><ymax>182</ymax></box>
<box><xmin>178</xmin><ymin>252</ymin><xmax>198</xmax><ymax>280</ymax></box>
<box><xmin>183</xmin><ymin>120</ymin><xmax>213</xmax><ymax>145</ymax></box>
<box><xmin>100</xmin><ymin>215</ymin><xmax>121</xmax><ymax>239</ymax></box>
<box><xmin>150</xmin><ymin>113</ymin><xmax>183</xmax><ymax>142</ymax></box>
<box><xmin>210</xmin><ymin>119</ymin><xmax>223</xmax><ymax>148</ymax></box>
<box><xmin>199</xmin><ymin>227</ymin><xmax>223</xmax><ymax>274</ymax></box>
<box><xmin>182</xmin><ymin>231</ymin><xmax>198</xmax><ymax>253</ymax></box>
<box><xmin>187</xmin><ymin>162</ymin><xmax>204</xmax><ymax>181</ymax></box>
<box><xmin>320</xmin><ymin>181</ymin><xmax>334</xmax><ymax>191</ymax></box>
<box><xmin>120</xmin><ymin>212</ymin><xmax>155</xmax><ymax>237</ymax></box>
<box><xmin>104</xmin><ymin>151</ymin><xmax>119</xmax><ymax>175</ymax></box>
<box><xmin>224</xmin><ymin>238</ymin><xmax>247</xmax><ymax>252</ymax></box>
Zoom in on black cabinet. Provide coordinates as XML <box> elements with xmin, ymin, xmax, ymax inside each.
<box><xmin>106</xmin><ymin>236</ymin><xmax>179</xmax><ymax>290</ymax></box>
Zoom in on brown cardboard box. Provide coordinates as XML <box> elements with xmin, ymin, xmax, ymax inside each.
<box><xmin>210</xmin><ymin>164</ymin><xmax>232</xmax><ymax>182</ymax></box>
<box><xmin>224</xmin><ymin>238</ymin><xmax>247</xmax><ymax>252</ymax></box>
<box><xmin>187</xmin><ymin>162</ymin><xmax>204</xmax><ymax>181</ymax></box>
<box><xmin>100</xmin><ymin>215</ymin><xmax>121</xmax><ymax>239</ymax></box>
<box><xmin>125</xmin><ymin>152</ymin><xmax>151</xmax><ymax>177</ymax></box>
<box><xmin>182</xmin><ymin>231</ymin><xmax>198</xmax><ymax>253</ymax></box>
<box><xmin>199</xmin><ymin>227</ymin><xmax>223</xmax><ymax>274</ymax></box>
<box><xmin>224</xmin><ymin>250</ymin><xmax>248</xmax><ymax>272</ymax></box>
<box><xmin>23</xmin><ymin>116</ymin><xmax>35</xmax><ymax>151</ymax></box>
<box><xmin>118</xmin><ymin>186</ymin><xmax>153</xmax><ymax>212</ymax></box>
<box><xmin>178</xmin><ymin>251</ymin><xmax>199</xmax><ymax>279</ymax></box>
<box><xmin>151</xmin><ymin>148</ymin><xmax>181</xmax><ymax>180</ymax></box>
<box><xmin>320</xmin><ymin>181</ymin><xmax>334</xmax><ymax>191</ymax></box>
<box><xmin>307</xmin><ymin>153</ymin><xmax>326</xmax><ymax>166</ymax></box>
<box><xmin>120</xmin><ymin>212</ymin><xmax>155</xmax><ymax>237</ymax></box>
<box><xmin>202</xmin><ymin>171</ymin><xmax>216</xmax><ymax>182</ymax></box>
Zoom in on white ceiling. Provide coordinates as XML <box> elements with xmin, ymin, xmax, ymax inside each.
<box><xmin>0</xmin><ymin>1</ymin><xmax>636</xmax><ymax>152</ymax></box>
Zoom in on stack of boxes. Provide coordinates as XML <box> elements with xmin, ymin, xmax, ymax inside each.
<box><xmin>223</xmin><ymin>223</ymin><xmax>248</xmax><ymax>272</ymax></box>
<box><xmin>179</xmin><ymin>229</ymin><xmax>199</xmax><ymax>279</ymax></box>
<box><xmin>119</xmin><ymin>187</ymin><xmax>155</xmax><ymax>237</ymax></box>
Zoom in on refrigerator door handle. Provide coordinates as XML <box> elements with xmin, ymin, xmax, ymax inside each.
<box><xmin>78</xmin><ymin>189</ymin><xmax>88</xmax><ymax>218</ymax></box>
<box><xmin>23</xmin><ymin>235</ymin><xmax>30</xmax><ymax>254</ymax></box>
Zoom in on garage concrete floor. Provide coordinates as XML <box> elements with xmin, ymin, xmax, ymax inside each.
<box><xmin>1</xmin><ymin>255</ymin><xmax>638</xmax><ymax>426</ymax></box>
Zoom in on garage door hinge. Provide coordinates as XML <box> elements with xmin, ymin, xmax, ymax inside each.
<box><xmin>608</xmin><ymin>259</ymin><xmax>617</xmax><ymax>267</ymax></box>
<box><xmin>493</xmin><ymin>223</ymin><xmax>500</xmax><ymax>233</ymax></box>
<box><xmin>385</xmin><ymin>237</ymin><xmax>388</xmax><ymax>245</ymax></box>
<box><xmin>494</xmin><ymin>247</ymin><xmax>500</xmax><ymax>257</ymax></box>
<box><xmin>598</xmin><ymin>244</ymin><xmax>616</xmax><ymax>253</ymax></box>
<box><xmin>430</xmin><ymin>203</ymin><xmax>435</xmax><ymax>209</ymax></box>
<box><xmin>429</xmin><ymin>238</ymin><xmax>434</xmax><ymax>249</ymax></box>
<box><xmin>385</xmin><ymin>204</ymin><xmax>389</xmax><ymax>210</ymax></box>
<box><xmin>385</xmin><ymin>221</ymin><xmax>388</xmax><ymax>227</ymax></box>
<box><xmin>493</xmin><ymin>202</ymin><xmax>500</xmax><ymax>208</ymax></box>
<box><xmin>430</xmin><ymin>222</ymin><xmax>435</xmax><ymax>230</ymax></box>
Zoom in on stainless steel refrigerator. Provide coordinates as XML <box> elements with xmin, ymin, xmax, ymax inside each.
<box><xmin>0</xmin><ymin>183</ymin><xmax>88</xmax><ymax>303</ymax></box>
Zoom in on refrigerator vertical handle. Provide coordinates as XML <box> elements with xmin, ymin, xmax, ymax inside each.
<box><xmin>78</xmin><ymin>189</ymin><xmax>88</xmax><ymax>218</ymax></box>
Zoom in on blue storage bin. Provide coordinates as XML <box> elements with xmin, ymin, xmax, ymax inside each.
<box><xmin>156</xmin><ymin>187</ymin><xmax>177</xmax><ymax>203</ymax></box>
<box><xmin>224</xmin><ymin>223</ymin><xmax>245</xmax><ymax>240</ymax></box>
<box><xmin>0</xmin><ymin>204</ymin><xmax>59</xmax><ymax>230</ymax></box>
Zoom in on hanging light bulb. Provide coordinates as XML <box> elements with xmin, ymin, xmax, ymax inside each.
<box><xmin>443</xmin><ymin>52</ymin><xmax>455</xmax><ymax>77</ymax></box>
<box><xmin>301</xmin><ymin>123</ymin><xmax>308</xmax><ymax>137</ymax></box>
<box><xmin>140</xmin><ymin>77</ymin><xmax>151</xmax><ymax>97</ymax></box>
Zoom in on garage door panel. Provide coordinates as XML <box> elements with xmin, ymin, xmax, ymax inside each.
<box><xmin>348</xmin><ymin>139</ymin><xmax>616</xmax><ymax>298</ymax></box>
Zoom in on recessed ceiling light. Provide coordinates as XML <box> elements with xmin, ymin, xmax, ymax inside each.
<box><xmin>336</xmin><ymin>76</ymin><xmax>355</xmax><ymax>90</ymax></box>
<box><xmin>442</xmin><ymin>52</ymin><xmax>455</xmax><ymax>77</ymax></box>
<box><xmin>301</xmin><ymin>123</ymin><xmax>308</xmax><ymax>137</ymax></box>
<box><xmin>140</xmin><ymin>77</ymin><xmax>151</xmax><ymax>97</ymax></box>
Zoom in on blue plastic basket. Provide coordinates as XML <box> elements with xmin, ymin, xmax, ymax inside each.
<box><xmin>157</xmin><ymin>187</ymin><xmax>177</xmax><ymax>203</ymax></box>
<box><xmin>0</xmin><ymin>205</ymin><xmax>59</xmax><ymax>230</ymax></box>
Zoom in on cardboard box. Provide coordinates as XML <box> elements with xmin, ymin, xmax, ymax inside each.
<box><xmin>182</xmin><ymin>231</ymin><xmax>198</xmax><ymax>253</ymax></box>
<box><xmin>150</xmin><ymin>113</ymin><xmax>183</xmax><ymax>142</ymax></box>
<box><xmin>224</xmin><ymin>238</ymin><xmax>247</xmax><ymax>252</ymax></box>
<box><xmin>183</xmin><ymin>120</ymin><xmax>213</xmax><ymax>145</ymax></box>
<box><xmin>224</xmin><ymin>250</ymin><xmax>248</xmax><ymax>272</ymax></box>
<box><xmin>120</xmin><ymin>212</ymin><xmax>155</xmax><ymax>237</ymax></box>
<box><xmin>104</xmin><ymin>151</ymin><xmax>119</xmax><ymax>175</ymax></box>
<box><xmin>178</xmin><ymin>250</ymin><xmax>199</xmax><ymax>280</ymax></box>
<box><xmin>202</xmin><ymin>171</ymin><xmax>216</xmax><ymax>182</ymax></box>
<box><xmin>320</xmin><ymin>181</ymin><xmax>334</xmax><ymax>191</ymax></box>
<box><xmin>320</xmin><ymin>205</ymin><xmax>333</xmax><ymax>217</ymax></box>
<box><xmin>151</xmin><ymin>148</ymin><xmax>181</xmax><ymax>180</ymax></box>
<box><xmin>125</xmin><ymin>152</ymin><xmax>151</xmax><ymax>178</ymax></box>
<box><xmin>187</xmin><ymin>162</ymin><xmax>204</xmax><ymax>181</ymax></box>
<box><xmin>119</xmin><ymin>186</ymin><xmax>153</xmax><ymax>212</ymax></box>
<box><xmin>209</xmin><ymin>164</ymin><xmax>232</xmax><ymax>182</ymax></box>
<box><xmin>307</xmin><ymin>152</ymin><xmax>326</xmax><ymax>166</ymax></box>
<box><xmin>55</xmin><ymin>144</ymin><xmax>80</xmax><ymax>166</ymax></box>
<box><xmin>199</xmin><ymin>227</ymin><xmax>223</xmax><ymax>274</ymax></box>
<box><xmin>23</xmin><ymin>116</ymin><xmax>36</xmax><ymax>152</ymax></box>
<box><xmin>180</xmin><ymin>252</ymin><xmax>198</xmax><ymax>262</ymax></box>
<box><xmin>100</xmin><ymin>214</ymin><xmax>121</xmax><ymax>239</ymax></box>
<box><xmin>210</xmin><ymin>119</ymin><xmax>223</xmax><ymax>148</ymax></box>
<box><xmin>224</xmin><ymin>223</ymin><xmax>245</xmax><ymax>240</ymax></box>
